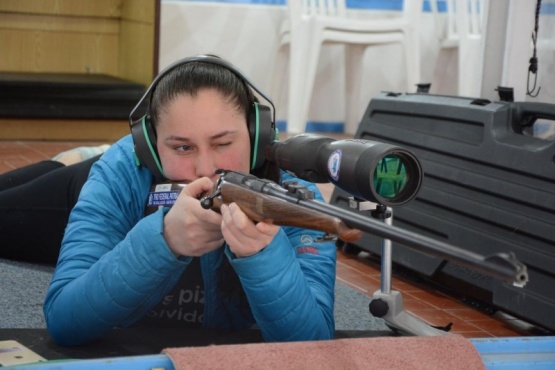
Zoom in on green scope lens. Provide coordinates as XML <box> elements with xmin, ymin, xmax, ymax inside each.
<box><xmin>373</xmin><ymin>154</ymin><xmax>409</xmax><ymax>199</ymax></box>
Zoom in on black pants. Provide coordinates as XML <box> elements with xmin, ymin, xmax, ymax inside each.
<box><xmin>0</xmin><ymin>156</ymin><xmax>99</xmax><ymax>265</ymax></box>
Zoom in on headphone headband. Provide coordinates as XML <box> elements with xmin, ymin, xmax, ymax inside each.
<box><xmin>129</xmin><ymin>55</ymin><xmax>276</xmax><ymax>128</ymax></box>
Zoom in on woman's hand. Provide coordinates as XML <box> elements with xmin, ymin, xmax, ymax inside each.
<box><xmin>220</xmin><ymin>202</ymin><xmax>280</xmax><ymax>258</ymax></box>
<box><xmin>163</xmin><ymin>177</ymin><xmax>224</xmax><ymax>257</ymax></box>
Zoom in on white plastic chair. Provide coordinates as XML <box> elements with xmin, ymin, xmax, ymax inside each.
<box><xmin>431</xmin><ymin>0</ymin><xmax>459</xmax><ymax>48</ymax></box>
<box><xmin>431</xmin><ymin>0</ymin><xmax>489</xmax><ymax>97</ymax></box>
<box><xmin>273</xmin><ymin>0</ymin><xmax>423</xmax><ymax>134</ymax></box>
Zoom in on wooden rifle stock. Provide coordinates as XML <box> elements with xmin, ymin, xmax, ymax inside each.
<box><xmin>210</xmin><ymin>182</ymin><xmax>362</xmax><ymax>243</ymax></box>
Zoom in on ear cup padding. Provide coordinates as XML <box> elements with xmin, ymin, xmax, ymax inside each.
<box><xmin>131</xmin><ymin>116</ymin><xmax>166</xmax><ymax>179</ymax></box>
<box><xmin>249</xmin><ymin>102</ymin><xmax>274</xmax><ymax>170</ymax></box>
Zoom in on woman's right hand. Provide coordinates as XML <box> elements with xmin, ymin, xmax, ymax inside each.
<box><xmin>163</xmin><ymin>177</ymin><xmax>224</xmax><ymax>257</ymax></box>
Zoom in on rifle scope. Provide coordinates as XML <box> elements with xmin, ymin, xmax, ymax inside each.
<box><xmin>266</xmin><ymin>134</ymin><xmax>423</xmax><ymax>207</ymax></box>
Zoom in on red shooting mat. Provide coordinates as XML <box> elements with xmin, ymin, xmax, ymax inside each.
<box><xmin>163</xmin><ymin>334</ymin><xmax>485</xmax><ymax>370</ymax></box>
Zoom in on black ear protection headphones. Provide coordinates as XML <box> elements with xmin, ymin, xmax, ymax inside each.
<box><xmin>128</xmin><ymin>55</ymin><xmax>277</xmax><ymax>179</ymax></box>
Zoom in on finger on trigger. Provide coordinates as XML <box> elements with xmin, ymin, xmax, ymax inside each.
<box><xmin>182</xmin><ymin>177</ymin><xmax>214</xmax><ymax>198</ymax></box>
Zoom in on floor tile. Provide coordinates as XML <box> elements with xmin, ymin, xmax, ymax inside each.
<box><xmin>444</xmin><ymin>307</ymin><xmax>496</xmax><ymax>322</ymax></box>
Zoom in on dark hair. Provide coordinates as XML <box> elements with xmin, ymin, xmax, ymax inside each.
<box><xmin>149</xmin><ymin>59</ymin><xmax>280</xmax><ymax>313</ymax></box>
<box><xmin>149</xmin><ymin>61</ymin><xmax>255</xmax><ymax>128</ymax></box>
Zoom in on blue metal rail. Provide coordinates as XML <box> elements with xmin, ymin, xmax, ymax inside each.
<box><xmin>8</xmin><ymin>336</ymin><xmax>555</xmax><ymax>370</ymax></box>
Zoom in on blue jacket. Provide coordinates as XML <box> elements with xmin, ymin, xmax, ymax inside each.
<box><xmin>44</xmin><ymin>135</ymin><xmax>336</xmax><ymax>346</ymax></box>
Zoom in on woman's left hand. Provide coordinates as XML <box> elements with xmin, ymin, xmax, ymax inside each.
<box><xmin>220</xmin><ymin>202</ymin><xmax>280</xmax><ymax>258</ymax></box>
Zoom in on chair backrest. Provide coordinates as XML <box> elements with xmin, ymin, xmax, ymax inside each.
<box><xmin>431</xmin><ymin>0</ymin><xmax>458</xmax><ymax>43</ymax></box>
<box><xmin>293</xmin><ymin>0</ymin><xmax>421</xmax><ymax>20</ymax></box>
<box><xmin>459</xmin><ymin>0</ymin><xmax>488</xmax><ymax>38</ymax></box>
<box><xmin>431</xmin><ymin>0</ymin><xmax>488</xmax><ymax>43</ymax></box>
<box><xmin>299</xmin><ymin>0</ymin><xmax>347</xmax><ymax>17</ymax></box>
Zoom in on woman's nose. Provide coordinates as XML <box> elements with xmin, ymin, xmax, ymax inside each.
<box><xmin>195</xmin><ymin>151</ymin><xmax>217</xmax><ymax>179</ymax></box>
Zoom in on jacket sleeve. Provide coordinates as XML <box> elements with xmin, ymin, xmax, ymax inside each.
<box><xmin>43</xmin><ymin>140</ymin><xmax>187</xmax><ymax>346</ymax></box>
<box><xmin>227</xmin><ymin>176</ymin><xmax>336</xmax><ymax>342</ymax></box>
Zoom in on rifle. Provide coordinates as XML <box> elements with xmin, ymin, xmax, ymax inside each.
<box><xmin>199</xmin><ymin>170</ymin><xmax>528</xmax><ymax>287</ymax></box>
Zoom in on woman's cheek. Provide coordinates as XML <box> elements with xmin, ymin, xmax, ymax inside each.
<box><xmin>219</xmin><ymin>151</ymin><xmax>250</xmax><ymax>173</ymax></box>
<box><xmin>160</xmin><ymin>156</ymin><xmax>193</xmax><ymax>181</ymax></box>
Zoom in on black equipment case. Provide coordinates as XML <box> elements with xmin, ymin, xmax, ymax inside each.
<box><xmin>330</xmin><ymin>92</ymin><xmax>555</xmax><ymax>332</ymax></box>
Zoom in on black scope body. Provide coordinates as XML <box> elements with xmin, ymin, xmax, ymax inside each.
<box><xmin>265</xmin><ymin>134</ymin><xmax>423</xmax><ymax>207</ymax></box>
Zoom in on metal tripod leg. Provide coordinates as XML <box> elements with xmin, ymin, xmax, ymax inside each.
<box><xmin>370</xmin><ymin>207</ymin><xmax>451</xmax><ymax>336</ymax></box>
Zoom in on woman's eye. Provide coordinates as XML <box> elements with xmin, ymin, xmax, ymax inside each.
<box><xmin>216</xmin><ymin>142</ymin><xmax>232</xmax><ymax>148</ymax></box>
<box><xmin>176</xmin><ymin>145</ymin><xmax>192</xmax><ymax>152</ymax></box>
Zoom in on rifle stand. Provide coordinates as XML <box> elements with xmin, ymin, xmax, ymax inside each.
<box><xmin>350</xmin><ymin>200</ymin><xmax>451</xmax><ymax>336</ymax></box>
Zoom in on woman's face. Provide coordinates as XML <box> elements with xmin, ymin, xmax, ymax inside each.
<box><xmin>155</xmin><ymin>88</ymin><xmax>251</xmax><ymax>182</ymax></box>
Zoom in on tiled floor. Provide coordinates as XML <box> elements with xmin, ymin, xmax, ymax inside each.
<box><xmin>0</xmin><ymin>139</ymin><xmax>550</xmax><ymax>339</ymax></box>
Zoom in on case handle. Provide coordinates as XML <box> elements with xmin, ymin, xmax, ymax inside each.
<box><xmin>511</xmin><ymin>102</ymin><xmax>555</xmax><ymax>134</ymax></box>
